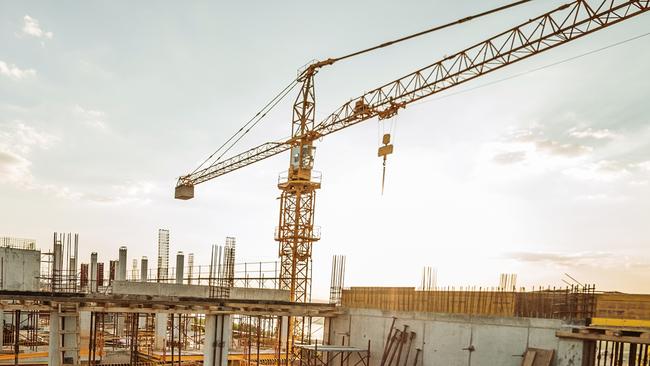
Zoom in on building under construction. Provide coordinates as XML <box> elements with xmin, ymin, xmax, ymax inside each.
<box><xmin>2</xmin><ymin>1</ymin><xmax>650</xmax><ymax>366</ymax></box>
<box><xmin>1</xmin><ymin>232</ymin><xmax>650</xmax><ymax>366</ymax></box>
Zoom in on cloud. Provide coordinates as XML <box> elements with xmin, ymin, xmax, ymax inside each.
<box><xmin>506</xmin><ymin>251</ymin><xmax>646</xmax><ymax>269</ymax></box>
<box><xmin>574</xmin><ymin>193</ymin><xmax>627</xmax><ymax>203</ymax></box>
<box><xmin>564</xmin><ymin>160</ymin><xmax>630</xmax><ymax>182</ymax></box>
<box><xmin>0</xmin><ymin>122</ymin><xmax>58</xmax><ymax>186</ymax></box>
<box><xmin>484</xmin><ymin>127</ymin><xmax>592</xmax><ymax>176</ymax></box>
<box><xmin>0</xmin><ymin>122</ymin><xmax>151</xmax><ymax>205</ymax></box>
<box><xmin>535</xmin><ymin>139</ymin><xmax>591</xmax><ymax>158</ymax></box>
<box><xmin>73</xmin><ymin>105</ymin><xmax>108</xmax><ymax>130</ymax></box>
<box><xmin>21</xmin><ymin>15</ymin><xmax>53</xmax><ymax>40</ymax></box>
<box><xmin>632</xmin><ymin>161</ymin><xmax>650</xmax><ymax>172</ymax></box>
<box><xmin>506</xmin><ymin>128</ymin><xmax>592</xmax><ymax>158</ymax></box>
<box><xmin>493</xmin><ymin>151</ymin><xmax>527</xmax><ymax>165</ymax></box>
<box><xmin>82</xmin><ymin>181</ymin><xmax>157</xmax><ymax>205</ymax></box>
<box><xmin>569</xmin><ymin>127</ymin><xmax>620</xmax><ymax>140</ymax></box>
<box><xmin>0</xmin><ymin>60</ymin><xmax>36</xmax><ymax>80</ymax></box>
<box><xmin>0</xmin><ymin>149</ymin><xmax>32</xmax><ymax>186</ymax></box>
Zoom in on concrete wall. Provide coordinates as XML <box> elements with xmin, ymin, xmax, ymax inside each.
<box><xmin>111</xmin><ymin>281</ymin><xmax>290</xmax><ymax>301</ymax></box>
<box><xmin>0</xmin><ymin>247</ymin><xmax>40</xmax><ymax>291</ymax></box>
<box><xmin>328</xmin><ymin>308</ymin><xmax>583</xmax><ymax>366</ymax></box>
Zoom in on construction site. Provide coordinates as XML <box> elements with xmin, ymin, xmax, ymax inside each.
<box><xmin>2</xmin><ymin>1</ymin><xmax>650</xmax><ymax>366</ymax></box>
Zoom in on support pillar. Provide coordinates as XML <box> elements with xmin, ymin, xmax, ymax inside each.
<box><xmin>79</xmin><ymin>311</ymin><xmax>91</xmax><ymax>350</ymax></box>
<box><xmin>0</xmin><ymin>311</ymin><xmax>3</xmax><ymax>349</ymax></box>
<box><xmin>203</xmin><ymin>314</ymin><xmax>230</xmax><ymax>366</ymax></box>
<box><xmin>49</xmin><ymin>311</ymin><xmax>80</xmax><ymax>366</ymax></box>
<box><xmin>155</xmin><ymin>313</ymin><xmax>168</xmax><ymax>350</ymax></box>
<box><xmin>176</xmin><ymin>252</ymin><xmax>184</xmax><ymax>285</ymax></box>
<box><xmin>90</xmin><ymin>253</ymin><xmax>98</xmax><ymax>293</ymax></box>
<box><xmin>48</xmin><ymin>311</ymin><xmax>61</xmax><ymax>366</ymax></box>
<box><xmin>118</xmin><ymin>246</ymin><xmax>127</xmax><ymax>281</ymax></box>
<box><xmin>280</xmin><ymin>316</ymin><xmax>289</xmax><ymax>349</ymax></box>
<box><xmin>116</xmin><ymin>313</ymin><xmax>125</xmax><ymax>337</ymax></box>
<box><xmin>140</xmin><ymin>257</ymin><xmax>148</xmax><ymax>282</ymax></box>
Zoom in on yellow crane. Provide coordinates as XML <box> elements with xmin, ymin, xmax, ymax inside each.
<box><xmin>176</xmin><ymin>0</ymin><xmax>649</xmax><ymax>345</ymax></box>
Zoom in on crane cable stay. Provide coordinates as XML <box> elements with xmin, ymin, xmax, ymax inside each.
<box><xmin>186</xmin><ymin>0</ymin><xmax>537</xmax><ymax>177</ymax></box>
<box><xmin>190</xmin><ymin>78</ymin><xmax>300</xmax><ymax>175</ymax></box>
<box><xmin>308</xmin><ymin>0</ymin><xmax>536</xmax><ymax>71</ymax></box>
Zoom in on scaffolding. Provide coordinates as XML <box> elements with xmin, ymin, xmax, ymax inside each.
<box><xmin>0</xmin><ymin>237</ymin><xmax>36</xmax><ymax>250</ymax></box>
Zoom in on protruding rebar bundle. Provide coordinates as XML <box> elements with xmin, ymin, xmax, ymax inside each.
<box><xmin>329</xmin><ymin>255</ymin><xmax>346</xmax><ymax>305</ymax></box>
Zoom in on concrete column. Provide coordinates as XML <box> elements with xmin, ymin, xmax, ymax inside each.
<box><xmin>155</xmin><ymin>313</ymin><xmax>168</xmax><ymax>350</ymax></box>
<box><xmin>68</xmin><ymin>257</ymin><xmax>77</xmax><ymax>290</ymax></box>
<box><xmin>0</xmin><ymin>311</ymin><xmax>3</xmax><ymax>349</ymax></box>
<box><xmin>203</xmin><ymin>314</ymin><xmax>231</xmax><ymax>366</ymax></box>
<box><xmin>176</xmin><ymin>252</ymin><xmax>184</xmax><ymax>284</ymax></box>
<box><xmin>116</xmin><ymin>313</ymin><xmax>125</xmax><ymax>337</ymax></box>
<box><xmin>48</xmin><ymin>311</ymin><xmax>79</xmax><ymax>366</ymax></box>
<box><xmin>118</xmin><ymin>246</ymin><xmax>127</xmax><ymax>281</ymax></box>
<box><xmin>53</xmin><ymin>242</ymin><xmax>63</xmax><ymax>291</ymax></box>
<box><xmin>48</xmin><ymin>311</ymin><xmax>60</xmax><ymax>366</ymax></box>
<box><xmin>141</xmin><ymin>256</ymin><xmax>148</xmax><ymax>282</ymax></box>
<box><xmin>79</xmin><ymin>311</ymin><xmax>91</xmax><ymax>350</ymax></box>
<box><xmin>280</xmin><ymin>316</ymin><xmax>289</xmax><ymax>349</ymax></box>
<box><xmin>90</xmin><ymin>252</ymin><xmax>98</xmax><ymax>293</ymax></box>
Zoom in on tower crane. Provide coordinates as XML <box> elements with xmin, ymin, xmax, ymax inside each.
<box><xmin>176</xmin><ymin>0</ymin><xmax>649</xmax><ymax>345</ymax></box>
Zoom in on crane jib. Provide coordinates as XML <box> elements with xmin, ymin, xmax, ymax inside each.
<box><xmin>177</xmin><ymin>0</ymin><xmax>649</xmax><ymax>191</ymax></box>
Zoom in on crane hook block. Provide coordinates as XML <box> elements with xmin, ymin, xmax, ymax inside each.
<box><xmin>175</xmin><ymin>184</ymin><xmax>195</xmax><ymax>200</ymax></box>
<box><xmin>378</xmin><ymin>134</ymin><xmax>394</xmax><ymax>157</ymax></box>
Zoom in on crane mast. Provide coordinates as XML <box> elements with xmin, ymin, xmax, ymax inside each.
<box><xmin>276</xmin><ymin>68</ymin><xmax>320</xmax><ymax>342</ymax></box>
<box><xmin>175</xmin><ymin>0</ymin><xmax>649</xmax><ymax>351</ymax></box>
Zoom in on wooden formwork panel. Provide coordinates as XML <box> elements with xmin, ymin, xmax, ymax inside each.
<box><xmin>595</xmin><ymin>294</ymin><xmax>650</xmax><ymax>320</ymax></box>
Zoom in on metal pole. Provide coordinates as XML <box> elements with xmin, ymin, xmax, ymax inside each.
<box><xmin>401</xmin><ymin>332</ymin><xmax>415</xmax><ymax>366</ymax></box>
<box><xmin>394</xmin><ymin>326</ymin><xmax>409</xmax><ymax>365</ymax></box>
<box><xmin>177</xmin><ymin>314</ymin><xmax>181</xmax><ymax>366</ymax></box>
<box><xmin>277</xmin><ymin>316</ymin><xmax>282</xmax><ymax>366</ymax></box>
<box><xmin>14</xmin><ymin>310</ymin><xmax>20</xmax><ymax>366</ymax></box>
<box><xmin>171</xmin><ymin>313</ymin><xmax>174</xmax><ymax>365</ymax></box>
<box><xmin>412</xmin><ymin>349</ymin><xmax>421</xmax><ymax>366</ymax></box>
<box><xmin>257</xmin><ymin>316</ymin><xmax>261</xmax><ymax>366</ymax></box>
<box><xmin>218</xmin><ymin>314</ymin><xmax>225</xmax><ymax>366</ymax></box>
<box><xmin>211</xmin><ymin>315</ymin><xmax>217</xmax><ymax>366</ymax></box>
<box><xmin>88</xmin><ymin>312</ymin><xmax>94</xmax><ymax>366</ymax></box>
<box><xmin>248</xmin><ymin>316</ymin><xmax>252</xmax><ymax>365</ymax></box>
<box><xmin>380</xmin><ymin>317</ymin><xmax>396</xmax><ymax>365</ymax></box>
<box><xmin>367</xmin><ymin>339</ymin><xmax>371</xmax><ymax>366</ymax></box>
<box><xmin>285</xmin><ymin>317</ymin><xmax>290</xmax><ymax>366</ymax></box>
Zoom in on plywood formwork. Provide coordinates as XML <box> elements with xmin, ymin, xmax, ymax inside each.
<box><xmin>341</xmin><ymin>287</ymin><xmax>596</xmax><ymax>320</ymax></box>
<box><xmin>595</xmin><ymin>294</ymin><xmax>650</xmax><ymax>321</ymax></box>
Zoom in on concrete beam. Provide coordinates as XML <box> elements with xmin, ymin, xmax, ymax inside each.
<box><xmin>0</xmin><ymin>290</ymin><xmax>340</xmax><ymax>317</ymax></box>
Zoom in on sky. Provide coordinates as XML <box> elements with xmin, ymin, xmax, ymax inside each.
<box><xmin>1</xmin><ymin>1</ymin><xmax>649</xmax><ymax>299</ymax></box>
